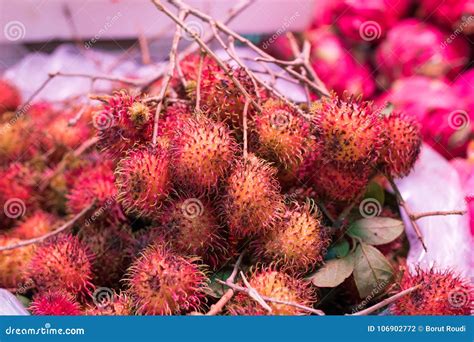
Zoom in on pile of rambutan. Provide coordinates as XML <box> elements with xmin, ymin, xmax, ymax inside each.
<box><xmin>0</xmin><ymin>41</ymin><xmax>468</xmax><ymax>318</ymax></box>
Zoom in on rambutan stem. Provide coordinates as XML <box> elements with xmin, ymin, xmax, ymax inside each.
<box><xmin>0</xmin><ymin>202</ymin><xmax>95</xmax><ymax>252</ymax></box>
<box><xmin>206</xmin><ymin>251</ymin><xmax>245</xmax><ymax>315</ymax></box>
<box><xmin>410</xmin><ymin>210</ymin><xmax>467</xmax><ymax>220</ymax></box>
<box><xmin>243</xmin><ymin>98</ymin><xmax>250</xmax><ymax>159</ymax></box>
<box><xmin>195</xmin><ymin>51</ymin><xmax>204</xmax><ymax>113</ymax></box>
<box><xmin>350</xmin><ymin>284</ymin><xmax>422</xmax><ymax>316</ymax></box>
<box><xmin>49</xmin><ymin>71</ymin><xmax>142</xmax><ymax>86</ymax></box>
<box><xmin>387</xmin><ymin>176</ymin><xmax>428</xmax><ymax>252</ymax></box>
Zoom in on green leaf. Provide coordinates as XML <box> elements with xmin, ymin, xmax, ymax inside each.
<box><xmin>205</xmin><ymin>269</ymin><xmax>233</xmax><ymax>298</ymax></box>
<box><xmin>310</xmin><ymin>253</ymin><xmax>354</xmax><ymax>288</ymax></box>
<box><xmin>348</xmin><ymin>217</ymin><xmax>404</xmax><ymax>245</ymax></box>
<box><xmin>326</xmin><ymin>239</ymin><xmax>350</xmax><ymax>259</ymax></box>
<box><xmin>364</xmin><ymin>182</ymin><xmax>385</xmax><ymax>207</ymax></box>
<box><xmin>353</xmin><ymin>243</ymin><xmax>393</xmax><ymax>298</ymax></box>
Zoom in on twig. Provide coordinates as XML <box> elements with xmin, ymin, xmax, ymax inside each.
<box><xmin>240</xmin><ymin>271</ymin><xmax>273</xmax><ymax>313</ymax></box>
<box><xmin>350</xmin><ymin>284</ymin><xmax>421</xmax><ymax>316</ymax></box>
<box><xmin>17</xmin><ymin>73</ymin><xmax>57</xmax><ymax>114</ymax></box>
<box><xmin>242</xmin><ymin>98</ymin><xmax>250</xmax><ymax>159</ymax></box>
<box><xmin>137</xmin><ymin>24</ymin><xmax>152</xmax><ymax>65</ymax></box>
<box><xmin>387</xmin><ymin>176</ymin><xmax>428</xmax><ymax>252</ymax></box>
<box><xmin>206</xmin><ymin>252</ymin><xmax>245</xmax><ymax>315</ymax></box>
<box><xmin>217</xmin><ymin>280</ymin><xmax>325</xmax><ymax>315</ymax></box>
<box><xmin>195</xmin><ymin>51</ymin><xmax>204</xmax><ymax>113</ymax></box>
<box><xmin>151</xmin><ymin>9</ymin><xmax>186</xmax><ymax>146</ymax></box>
<box><xmin>0</xmin><ymin>203</ymin><xmax>95</xmax><ymax>252</ymax></box>
<box><xmin>49</xmin><ymin>71</ymin><xmax>142</xmax><ymax>87</ymax></box>
<box><xmin>410</xmin><ymin>210</ymin><xmax>466</xmax><ymax>220</ymax></box>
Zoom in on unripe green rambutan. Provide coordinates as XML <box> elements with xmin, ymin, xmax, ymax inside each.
<box><xmin>26</xmin><ymin>234</ymin><xmax>95</xmax><ymax>298</ymax></box>
<box><xmin>30</xmin><ymin>290</ymin><xmax>82</xmax><ymax>316</ymax></box>
<box><xmin>161</xmin><ymin>195</ymin><xmax>228</xmax><ymax>268</ymax></box>
<box><xmin>254</xmin><ymin>204</ymin><xmax>330</xmax><ymax>273</ymax></box>
<box><xmin>227</xmin><ymin>267</ymin><xmax>316</xmax><ymax>315</ymax></box>
<box><xmin>223</xmin><ymin>154</ymin><xmax>285</xmax><ymax>238</ymax></box>
<box><xmin>310</xmin><ymin>161</ymin><xmax>371</xmax><ymax>202</ymax></box>
<box><xmin>126</xmin><ymin>242</ymin><xmax>208</xmax><ymax>315</ymax></box>
<box><xmin>380</xmin><ymin>111</ymin><xmax>422</xmax><ymax>178</ymax></box>
<box><xmin>0</xmin><ymin>236</ymin><xmax>34</xmax><ymax>288</ymax></box>
<box><xmin>171</xmin><ymin>115</ymin><xmax>237</xmax><ymax>191</ymax></box>
<box><xmin>95</xmin><ymin>90</ymin><xmax>153</xmax><ymax>156</ymax></box>
<box><xmin>84</xmin><ymin>291</ymin><xmax>135</xmax><ymax>316</ymax></box>
<box><xmin>115</xmin><ymin>146</ymin><xmax>171</xmax><ymax>218</ymax></box>
<box><xmin>11</xmin><ymin>210</ymin><xmax>57</xmax><ymax>239</ymax></box>
<box><xmin>392</xmin><ymin>267</ymin><xmax>473</xmax><ymax>315</ymax></box>
<box><xmin>253</xmin><ymin>99</ymin><xmax>313</xmax><ymax>182</ymax></box>
<box><xmin>79</xmin><ymin>224</ymin><xmax>135</xmax><ymax>287</ymax></box>
<box><xmin>311</xmin><ymin>94</ymin><xmax>383</xmax><ymax>169</ymax></box>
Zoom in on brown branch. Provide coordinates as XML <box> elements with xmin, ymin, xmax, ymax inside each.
<box><xmin>350</xmin><ymin>284</ymin><xmax>421</xmax><ymax>316</ymax></box>
<box><xmin>49</xmin><ymin>71</ymin><xmax>141</xmax><ymax>86</ymax></box>
<box><xmin>410</xmin><ymin>210</ymin><xmax>467</xmax><ymax>220</ymax></box>
<box><xmin>242</xmin><ymin>98</ymin><xmax>250</xmax><ymax>159</ymax></box>
<box><xmin>240</xmin><ymin>271</ymin><xmax>273</xmax><ymax>313</ymax></box>
<box><xmin>206</xmin><ymin>252</ymin><xmax>245</xmax><ymax>315</ymax></box>
<box><xmin>387</xmin><ymin>176</ymin><xmax>428</xmax><ymax>252</ymax></box>
<box><xmin>0</xmin><ymin>202</ymin><xmax>95</xmax><ymax>252</ymax></box>
<box><xmin>195</xmin><ymin>51</ymin><xmax>204</xmax><ymax>113</ymax></box>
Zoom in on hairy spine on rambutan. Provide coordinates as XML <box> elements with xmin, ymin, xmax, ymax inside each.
<box><xmin>85</xmin><ymin>291</ymin><xmax>135</xmax><ymax>316</ymax></box>
<box><xmin>161</xmin><ymin>195</ymin><xmax>228</xmax><ymax>268</ymax></box>
<box><xmin>253</xmin><ymin>99</ymin><xmax>314</xmax><ymax>182</ymax></box>
<box><xmin>30</xmin><ymin>290</ymin><xmax>82</xmax><ymax>316</ymax></box>
<box><xmin>223</xmin><ymin>154</ymin><xmax>285</xmax><ymax>238</ymax></box>
<box><xmin>0</xmin><ymin>236</ymin><xmax>35</xmax><ymax>288</ymax></box>
<box><xmin>227</xmin><ymin>266</ymin><xmax>316</xmax><ymax>315</ymax></box>
<box><xmin>379</xmin><ymin>111</ymin><xmax>422</xmax><ymax>178</ymax></box>
<box><xmin>125</xmin><ymin>242</ymin><xmax>208</xmax><ymax>315</ymax></box>
<box><xmin>254</xmin><ymin>203</ymin><xmax>330</xmax><ymax>273</ymax></box>
<box><xmin>171</xmin><ymin>115</ymin><xmax>237</xmax><ymax>192</ymax></box>
<box><xmin>26</xmin><ymin>234</ymin><xmax>95</xmax><ymax>299</ymax></box>
<box><xmin>0</xmin><ymin>115</ymin><xmax>39</xmax><ymax>164</ymax></box>
<box><xmin>11</xmin><ymin>210</ymin><xmax>57</xmax><ymax>239</ymax></box>
<box><xmin>311</xmin><ymin>94</ymin><xmax>384</xmax><ymax>170</ymax></box>
<box><xmin>391</xmin><ymin>267</ymin><xmax>473</xmax><ymax>315</ymax></box>
<box><xmin>115</xmin><ymin>146</ymin><xmax>171</xmax><ymax>219</ymax></box>
<box><xmin>95</xmin><ymin>90</ymin><xmax>153</xmax><ymax>156</ymax></box>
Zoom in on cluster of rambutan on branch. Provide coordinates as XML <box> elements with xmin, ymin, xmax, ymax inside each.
<box><xmin>0</xmin><ymin>0</ymin><xmax>471</xmax><ymax>316</ymax></box>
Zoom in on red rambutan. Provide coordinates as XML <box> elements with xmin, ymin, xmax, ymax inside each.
<box><xmin>30</xmin><ymin>290</ymin><xmax>82</xmax><ymax>315</ymax></box>
<box><xmin>254</xmin><ymin>203</ymin><xmax>330</xmax><ymax>273</ymax></box>
<box><xmin>84</xmin><ymin>291</ymin><xmax>135</xmax><ymax>315</ymax></box>
<box><xmin>227</xmin><ymin>266</ymin><xmax>316</xmax><ymax>315</ymax></box>
<box><xmin>380</xmin><ymin>111</ymin><xmax>422</xmax><ymax>178</ymax></box>
<box><xmin>0</xmin><ymin>236</ymin><xmax>35</xmax><ymax>288</ymax></box>
<box><xmin>392</xmin><ymin>267</ymin><xmax>473</xmax><ymax>315</ymax></box>
<box><xmin>126</xmin><ymin>242</ymin><xmax>208</xmax><ymax>315</ymax></box>
<box><xmin>171</xmin><ymin>115</ymin><xmax>237</xmax><ymax>191</ymax></box>
<box><xmin>0</xmin><ymin>115</ymin><xmax>39</xmax><ymax>164</ymax></box>
<box><xmin>0</xmin><ymin>79</ymin><xmax>21</xmax><ymax>115</ymax></box>
<box><xmin>26</xmin><ymin>234</ymin><xmax>95</xmax><ymax>298</ymax></box>
<box><xmin>115</xmin><ymin>146</ymin><xmax>171</xmax><ymax>219</ymax></box>
<box><xmin>223</xmin><ymin>154</ymin><xmax>284</xmax><ymax>238</ymax></box>
<box><xmin>311</xmin><ymin>95</ymin><xmax>383</xmax><ymax>170</ymax></box>
<box><xmin>11</xmin><ymin>210</ymin><xmax>58</xmax><ymax>239</ymax></box>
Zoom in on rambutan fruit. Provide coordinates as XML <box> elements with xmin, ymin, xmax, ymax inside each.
<box><xmin>115</xmin><ymin>146</ymin><xmax>171</xmax><ymax>219</ymax></box>
<box><xmin>0</xmin><ymin>163</ymin><xmax>38</xmax><ymax>228</ymax></box>
<box><xmin>254</xmin><ymin>204</ymin><xmax>330</xmax><ymax>273</ymax></box>
<box><xmin>156</xmin><ymin>103</ymin><xmax>191</xmax><ymax>148</ymax></box>
<box><xmin>171</xmin><ymin>115</ymin><xmax>237</xmax><ymax>191</ymax></box>
<box><xmin>309</xmin><ymin>161</ymin><xmax>371</xmax><ymax>203</ymax></box>
<box><xmin>311</xmin><ymin>95</ymin><xmax>383</xmax><ymax>170</ymax></box>
<box><xmin>67</xmin><ymin>162</ymin><xmax>124</xmax><ymax>223</ymax></box>
<box><xmin>379</xmin><ymin>111</ymin><xmax>422</xmax><ymax>178</ymax></box>
<box><xmin>0</xmin><ymin>236</ymin><xmax>34</xmax><ymax>288</ymax></box>
<box><xmin>0</xmin><ymin>115</ymin><xmax>39</xmax><ymax>164</ymax></box>
<box><xmin>126</xmin><ymin>242</ymin><xmax>208</xmax><ymax>315</ymax></box>
<box><xmin>95</xmin><ymin>90</ymin><xmax>153</xmax><ymax>156</ymax></box>
<box><xmin>11</xmin><ymin>210</ymin><xmax>57</xmax><ymax>239</ymax></box>
<box><xmin>161</xmin><ymin>195</ymin><xmax>228</xmax><ymax>268</ymax></box>
<box><xmin>79</xmin><ymin>224</ymin><xmax>135</xmax><ymax>287</ymax></box>
<box><xmin>0</xmin><ymin>79</ymin><xmax>21</xmax><ymax>115</ymax></box>
<box><xmin>223</xmin><ymin>154</ymin><xmax>284</xmax><ymax>238</ymax></box>
<box><xmin>253</xmin><ymin>99</ymin><xmax>314</xmax><ymax>183</ymax></box>
<box><xmin>227</xmin><ymin>267</ymin><xmax>316</xmax><ymax>315</ymax></box>
<box><xmin>30</xmin><ymin>290</ymin><xmax>82</xmax><ymax>316</ymax></box>
<box><xmin>84</xmin><ymin>291</ymin><xmax>135</xmax><ymax>315</ymax></box>
<box><xmin>26</xmin><ymin>234</ymin><xmax>95</xmax><ymax>298</ymax></box>
<box><xmin>392</xmin><ymin>267</ymin><xmax>473</xmax><ymax>315</ymax></box>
